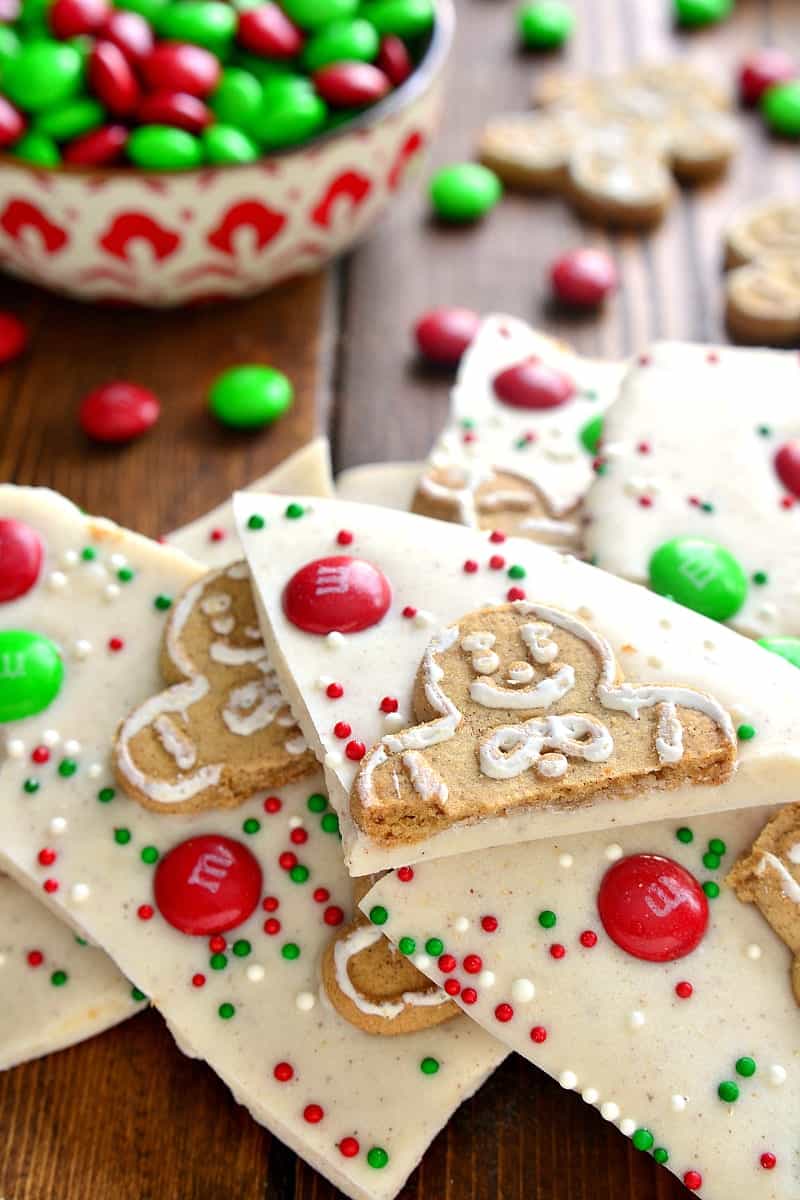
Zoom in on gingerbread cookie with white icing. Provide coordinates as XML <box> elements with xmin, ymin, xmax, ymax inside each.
<box><xmin>352</xmin><ymin>602</ymin><xmax>735</xmax><ymax>849</ymax></box>
<box><xmin>727</xmin><ymin>804</ymin><xmax>800</xmax><ymax>1004</ymax></box>
<box><xmin>723</xmin><ymin>200</ymin><xmax>800</xmax><ymax>345</ymax></box>
<box><xmin>115</xmin><ymin>562</ymin><xmax>315</xmax><ymax>813</ymax></box>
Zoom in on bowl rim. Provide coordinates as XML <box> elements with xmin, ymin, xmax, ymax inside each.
<box><xmin>0</xmin><ymin>0</ymin><xmax>455</xmax><ymax>181</ymax></box>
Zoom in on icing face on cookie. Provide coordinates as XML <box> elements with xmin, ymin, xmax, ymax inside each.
<box><xmin>115</xmin><ymin>563</ymin><xmax>314</xmax><ymax>813</ymax></box>
<box><xmin>352</xmin><ymin>602</ymin><xmax>736</xmax><ymax>848</ymax></box>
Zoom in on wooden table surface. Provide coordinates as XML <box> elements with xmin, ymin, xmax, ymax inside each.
<box><xmin>1</xmin><ymin>1</ymin><xmax>799</xmax><ymax>1198</ymax></box>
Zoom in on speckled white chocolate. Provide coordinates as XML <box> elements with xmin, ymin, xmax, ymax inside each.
<box><xmin>0</xmin><ymin>486</ymin><xmax>505</xmax><ymax>1200</ymax></box>
<box><xmin>0</xmin><ymin>445</ymin><xmax>335</xmax><ymax>1072</ymax></box>
<box><xmin>584</xmin><ymin>343</ymin><xmax>800</xmax><ymax>639</ymax></box>
<box><xmin>368</xmin><ymin>805</ymin><xmax>799</xmax><ymax>1200</ymax></box>
<box><xmin>426</xmin><ymin>314</ymin><xmax>625</xmax><ymax>520</ymax></box>
<box><xmin>337</xmin><ymin>461</ymin><xmax>422</xmax><ymax>513</ymax></box>
<box><xmin>235</xmin><ymin>493</ymin><xmax>800</xmax><ymax>874</ymax></box>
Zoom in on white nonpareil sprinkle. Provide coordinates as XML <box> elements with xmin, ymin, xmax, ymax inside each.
<box><xmin>558</xmin><ymin>853</ymin><xmax>573</xmax><ymax>868</ymax></box>
<box><xmin>47</xmin><ymin>571</ymin><xmax>67</xmax><ymax>590</ymax></box>
<box><xmin>49</xmin><ymin>817</ymin><xmax>68</xmax><ymax>835</ymax></box>
<box><xmin>745</xmin><ymin>943</ymin><xmax>762</xmax><ymax>960</ymax></box>
<box><xmin>453</xmin><ymin>916</ymin><xmax>470</xmax><ymax>934</ymax></box>
<box><xmin>74</xmin><ymin>640</ymin><xmax>92</xmax><ymax>659</ymax></box>
<box><xmin>246</xmin><ymin>965</ymin><xmax>265</xmax><ymax>983</ymax></box>
<box><xmin>296</xmin><ymin>992</ymin><xmax>315</xmax><ymax>1012</ymax></box>
<box><xmin>620</xmin><ymin>1119</ymin><xmax>636</xmax><ymax>1137</ymax></box>
<box><xmin>326</xmin><ymin>632</ymin><xmax>345</xmax><ymax>649</ymax></box>
<box><xmin>511</xmin><ymin>978</ymin><xmax>536</xmax><ymax>1004</ymax></box>
<box><xmin>413</xmin><ymin>954</ymin><xmax>431</xmax><ymax>972</ymax></box>
<box><xmin>605</xmin><ymin>843</ymin><xmax>623</xmax><ymax>862</ymax></box>
<box><xmin>670</xmin><ymin>1095</ymin><xmax>688</xmax><ymax>1113</ymax></box>
<box><xmin>70</xmin><ymin>883</ymin><xmax>90</xmax><ymax>904</ymax></box>
<box><xmin>768</xmin><ymin>1065</ymin><xmax>786</xmax><ymax>1086</ymax></box>
<box><xmin>104</xmin><ymin>583</ymin><xmax>120</xmax><ymax>601</ymax></box>
<box><xmin>324</xmin><ymin>752</ymin><xmax>343</xmax><ymax>768</ymax></box>
<box><xmin>581</xmin><ymin>1088</ymin><xmax>599</xmax><ymax>1105</ymax></box>
<box><xmin>5</xmin><ymin>738</ymin><xmax>24</xmax><ymax>759</ymax></box>
<box><xmin>478</xmin><ymin>970</ymin><xmax>495</xmax><ymax>989</ymax></box>
<box><xmin>43</xmin><ymin>730</ymin><xmax>60</xmax><ymax>747</ymax></box>
<box><xmin>64</xmin><ymin>739</ymin><xmax>81</xmax><ymax>756</ymax></box>
<box><xmin>88</xmin><ymin>764</ymin><xmax>102</xmax><ymax>779</ymax></box>
<box><xmin>628</xmin><ymin>1010</ymin><xmax>646</xmax><ymax>1031</ymax></box>
<box><xmin>559</xmin><ymin>1070</ymin><xmax>577</xmax><ymax>1090</ymax></box>
<box><xmin>600</xmin><ymin>1102</ymin><xmax>620</xmax><ymax>1122</ymax></box>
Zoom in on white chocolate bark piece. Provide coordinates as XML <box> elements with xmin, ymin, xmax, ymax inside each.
<box><xmin>368</xmin><ymin>804</ymin><xmax>798</xmax><ymax>1200</ymax></box>
<box><xmin>0</xmin><ymin>486</ymin><xmax>505</xmax><ymax>1200</ymax></box>
<box><xmin>337</xmin><ymin>461</ymin><xmax>423</xmax><ymax>513</ymax></box>
<box><xmin>235</xmin><ymin>492</ymin><xmax>800</xmax><ymax>874</ymax></box>
<box><xmin>0</xmin><ymin>873</ymin><xmax>145</xmax><ymax>1070</ymax></box>
<box><xmin>167</xmin><ymin>438</ymin><xmax>334</xmax><ymax>566</ymax></box>
<box><xmin>584</xmin><ymin>343</ymin><xmax>800</xmax><ymax>639</ymax></box>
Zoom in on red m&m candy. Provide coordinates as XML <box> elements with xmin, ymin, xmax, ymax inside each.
<box><xmin>237</xmin><ymin>4</ymin><xmax>304</xmax><ymax>58</ymax></box>
<box><xmin>0</xmin><ymin>97</ymin><xmax>26</xmax><ymax>149</ymax></box>
<box><xmin>774</xmin><ymin>440</ymin><xmax>800</xmax><ymax>497</ymax></box>
<box><xmin>99</xmin><ymin>9</ymin><xmax>154</xmax><ymax>64</ymax></box>
<box><xmin>550</xmin><ymin>247</ymin><xmax>618</xmax><ymax>307</ymax></box>
<box><xmin>79</xmin><ymin>381</ymin><xmax>160</xmax><ymax>443</ymax></box>
<box><xmin>142</xmin><ymin>42</ymin><xmax>221</xmax><ymax>98</ymax></box>
<box><xmin>89</xmin><ymin>41</ymin><xmax>141</xmax><ymax>117</ymax></box>
<box><xmin>283</xmin><ymin>556</ymin><xmax>391</xmax><ymax>635</ymax></box>
<box><xmin>313</xmin><ymin>62</ymin><xmax>391</xmax><ymax>108</ymax></box>
<box><xmin>377</xmin><ymin>35</ymin><xmax>412</xmax><ymax>85</ymax></box>
<box><xmin>0</xmin><ymin>311</ymin><xmax>27</xmax><ymax>365</ymax></box>
<box><xmin>414</xmin><ymin>307</ymin><xmax>481</xmax><ymax>367</ymax></box>
<box><xmin>154</xmin><ymin>835</ymin><xmax>262</xmax><ymax>936</ymax></box>
<box><xmin>137</xmin><ymin>91</ymin><xmax>212</xmax><ymax>133</ymax></box>
<box><xmin>739</xmin><ymin>48</ymin><xmax>797</xmax><ymax>105</ymax></box>
<box><xmin>0</xmin><ymin>519</ymin><xmax>44</xmax><ymax>602</ymax></box>
<box><xmin>598</xmin><ymin>854</ymin><xmax>708</xmax><ymax>962</ymax></box>
<box><xmin>493</xmin><ymin>358</ymin><xmax>576</xmax><ymax>410</ymax></box>
<box><xmin>49</xmin><ymin>0</ymin><xmax>109</xmax><ymax>39</ymax></box>
<box><xmin>64</xmin><ymin>124</ymin><xmax>128</xmax><ymax>166</ymax></box>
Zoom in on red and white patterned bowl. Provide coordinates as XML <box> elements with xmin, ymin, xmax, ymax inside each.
<box><xmin>0</xmin><ymin>0</ymin><xmax>453</xmax><ymax>307</ymax></box>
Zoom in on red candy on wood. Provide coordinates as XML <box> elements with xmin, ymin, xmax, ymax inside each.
<box><xmin>775</xmin><ymin>440</ymin><xmax>800</xmax><ymax>497</ymax></box>
<box><xmin>283</xmin><ymin>556</ymin><xmax>392</xmax><ymax>635</ymax></box>
<box><xmin>0</xmin><ymin>311</ymin><xmax>27</xmax><ymax>365</ymax></box>
<box><xmin>414</xmin><ymin>306</ymin><xmax>480</xmax><ymax>366</ymax></box>
<box><xmin>739</xmin><ymin>48</ymin><xmax>797</xmax><ymax>105</ymax></box>
<box><xmin>79</xmin><ymin>381</ymin><xmax>160</xmax><ymax>443</ymax></box>
<box><xmin>89</xmin><ymin>41</ymin><xmax>141</xmax><ymax>116</ymax></box>
<box><xmin>99</xmin><ymin>8</ymin><xmax>154</xmax><ymax>64</ymax></box>
<box><xmin>237</xmin><ymin>3</ymin><xmax>304</xmax><ymax>58</ymax></box>
<box><xmin>64</xmin><ymin>124</ymin><xmax>128</xmax><ymax>165</ymax></box>
<box><xmin>142</xmin><ymin>42</ymin><xmax>221</xmax><ymax>98</ymax></box>
<box><xmin>137</xmin><ymin>91</ymin><xmax>212</xmax><ymax>133</ymax></box>
<box><xmin>0</xmin><ymin>96</ymin><xmax>25</xmax><ymax>148</ymax></box>
<box><xmin>313</xmin><ymin>61</ymin><xmax>390</xmax><ymax>107</ymax></box>
<box><xmin>154</xmin><ymin>835</ymin><xmax>263</xmax><ymax>936</ymax></box>
<box><xmin>377</xmin><ymin>34</ymin><xmax>412</xmax><ymax>86</ymax></box>
<box><xmin>493</xmin><ymin>358</ymin><xmax>576</xmax><ymax>409</ymax></box>
<box><xmin>598</xmin><ymin>854</ymin><xmax>708</xmax><ymax>963</ymax></box>
<box><xmin>49</xmin><ymin>0</ymin><xmax>108</xmax><ymax>38</ymax></box>
<box><xmin>550</xmin><ymin>247</ymin><xmax>618</xmax><ymax>307</ymax></box>
<box><xmin>0</xmin><ymin>519</ymin><xmax>44</xmax><ymax>602</ymax></box>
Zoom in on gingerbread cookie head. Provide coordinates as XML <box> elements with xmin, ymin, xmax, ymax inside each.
<box><xmin>114</xmin><ymin>562</ymin><xmax>315</xmax><ymax>812</ymax></box>
<box><xmin>727</xmin><ymin>804</ymin><xmax>800</xmax><ymax>1005</ymax></box>
<box><xmin>724</xmin><ymin>201</ymin><xmax>800</xmax><ymax>345</ymax></box>
<box><xmin>352</xmin><ymin>602</ymin><xmax>736</xmax><ymax>848</ymax></box>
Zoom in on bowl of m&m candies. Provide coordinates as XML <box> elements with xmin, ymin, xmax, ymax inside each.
<box><xmin>0</xmin><ymin>0</ymin><xmax>453</xmax><ymax>305</ymax></box>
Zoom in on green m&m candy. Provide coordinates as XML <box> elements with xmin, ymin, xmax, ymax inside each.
<box><xmin>13</xmin><ymin>131</ymin><xmax>61</xmax><ymax>167</ymax></box>
<box><xmin>430</xmin><ymin>163</ymin><xmax>503</xmax><ymax>223</ymax></box>
<box><xmin>303</xmin><ymin>19</ymin><xmax>380</xmax><ymax>72</ymax></box>
<box><xmin>758</xmin><ymin>637</ymin><xmax>800</xmax><ymax>669</ymax></box>
<box><xmin>580</xmin><ymin>413</ymin><xmax>603</xmax><ymax>454</ymax></box>
<box><xmin>363</xmin><ymin>0</ymin><xmax>435</xmax><ymax>37</ymax></box>
<box><xmin>35</xmin><ymin>99</ymin><xmax>104</xmax><ymax>142</ymax></box>
<box><xmin>648</xmin><ymin>537</ymin><xmax>748</xmax><ymax>622</ymax></box>
<box><xmin>209</xmin><ymin>365</ymin><xmax>294</xmax><ymax>429</ymax></box>
<box><xmin>282</xmin><ymin>0</ymin><xmax>358</xmax><ymax>28</ymax></box>
<box><xmin>113</xmin><ymin>0</ymin><xmax>168</xmax><ymax>22</ymax></box>
<box><xmin>154</xmin><ymin>2</ymin><xmax>237</xmax><ymax>54</ymax></box>
<box><xmin>0</xmin><ymin>631</ymin><xmax>63</xmax><ymax>723</ymax></box>
<box><xmin>762</xmin><ymin>81</ymin><xmax>800</xmax><ymax>138</ymax></box>
<box><xmin>2</xmin><ymin>41</ymin><xmax>83</xmax><ymax>113</ymax></box>
<box><xmin>673</xmin><ymin>0</ymin><xmax>732</xmax><ymax>25</ymax></box>
<box><xmin>0</xmin><ymin>27</ymin><xmax>21</xmax><ymax>65</ymax></box>
<box><xmin>250</xmin><ymin>76</ymin><xmax>327</xmax><ymax>149</ymax></box>
<box><xmin>202</xmin><ymin>124</ymin><xmax>260</xmax><ymax>164</ymax></box>
<box><xmin>127</xmin><ymin>126</ymin><xmax>204</xmax><ymax>170</ymax></box>
<box><xmin>517</xmin><ymin>2</ymin><xmax>575</xmax><ymax>49</ymax></box>
<box><xmin>210</xmin><ymin>68</ymin><xmax>263</xmax><ymax>128</ymax></box>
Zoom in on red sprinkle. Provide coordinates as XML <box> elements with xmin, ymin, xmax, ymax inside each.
<box><xmin>489</xmin><ymin>531</ymin><xmax>506</xmax><ymax>544</ymax></box>
<box><xmin>263</xmin><ymin>796</ymin><xmax>282</xmax><ymax>814</ymax></box>
<box><xmin>530</xmin><ymin>1026</ymin><xmax>548</xmax><ymax>1043</ymax></box>
<box><xmin>675</xmin><ymin>981</ymin><xmax>693</xmax><ymax>999</ymax></box>
<box><xmin>37</xmin><ymin>848</ymin><xmax>57</xmax><ymax>866</ymax></box>
<box><xmin>333</xmin><ymin>721</ymin><xmax>351</xmax><ymax>739</ymax></box>
<box><xmin>27</xmin><ymin>950</ymin><xmax>44</xmax><ymax>967</ymax></box>
<box><xmin>481</xmin><ymin>915</ymin><xmax>498</xmax><ymax>933</ymax></box>
<box><xmin>278</xmin><ymin>852</ymin><xmax>297</xmax><ymax>871</ymax></box>
<box><xmin>636</xmin><ymin>440</ymin><xmax>651</xmax><ymax>454</ymax></box>
<box><xmin>273</xmin><ymin>1061</ymin><xmax>293</xmax><ymax>1082</ymax></box>
<box><xmin>397</xmin><ymin>866</ymin><xmax>414</xmax><ymax>882</ymax></box>
<box><xmin>323</xmin><ymin>905</ymin><xmax>344</xmax><ymax>926</ymax></box>
<box><xmin>209</xmin><ymin>935</ymin><xmax>226</xmax><ymax>952</ymax></box>
<box><xmin>579</xmin><ymin>930</ymin><xmax>598</xmax><ymax>948</ymax></box>
<box><xmin>43</xmin><ymin>879</ymin><xmax>59</xmax><ymax>894</ymax></box>
<box><xmin>326</xmin><ymin>682</ymin><xmax>344</xmax><ymax>699</ymax></box>
<box><xmin>137</xmin><ymin>904</ymin><xmax>154</xmax><ymax>920</ymax></box>
<box><xmin>303</xmin><ymin>1104</ymin><xmax>324</xmax><ymax>1124</ymax></box>
<box><xmin>463</xmin><ymin>559</ymin><xmax>478</xmax><ymax>574</ymax></box>
<box><xmin>31</xmin><ymin>746</ymin><xmax>50</xmax><ymax>764</ymax></box>
<box><xmin>760</xmin><ymin>1153</ymin><xmax>777</xmax><ymax>1171</ymax></box>
<box><xmin>402</xmin><ymin>605</ymin><xmax>417</xmax><ymax>618</ymax></box>
<box><xmin>289</xmin><ymin>828</ymin><xmax>307</xmax><ymax>845</ymax></box>
<box><xmin>463</xmin><ymin>954</ymin><xmax>482</xmax><ymax>974</ymax></box>
<box><xmin>461</xmin><ymin>987</ymin><xmax>478</xmax><ymax>1005</ymax></box>
<box><xmin>549</xmin><ymin>943</ymin><xmax>566</xmax><ymax>959</ymax></box>
<box><xmin>339</xmin><ymin>1136</ymin><xmax>360</xmax><ymax>1158</ymax></box>
<box><xmin>210</xmin><ymin>528</ymin><xmax>226</xmax><ymax>543</ymax></box>
<box><xmin>191</xmin><ymin>973</ymin><xmax>206</xmax><ymax>988</ymax></box>
<box><xmin>108</xmin><ymin>637</ymin><xmax>124</xmax><ymax>652</ymax></box>
<box><xmin>380</xmin><ymin>696</ymin><xmax>398</xmax><ymax>713</ymax></box>
<box><xmin>263</xmin><ymin>918</ymin><xmax>280</xmax><ymax>935</ymax></box>
<box><xmin>313</xmin><ymin>887</ymin><xmax>330</xmax><ymax>904</ymax></box>
<box><xmin>489</xmin><ymin>555</ymin><xmax>505</xmax><ymax>570</ymax></box>
<box><xmin>494</xmin><ymin>1003</ymin><xmax>514</xmax><ymax>1023</ymax></box>
<box><xmin>336</xmin><ymin>529</ymin><xmax>353</xmax><ymax>546</ymax></box>
<box><xmin>345</xmin><ymin>740</ymin><xmax>366</xmax><ymax>761</ymax></box>
<box><xmin>507</xmin><ymin>587</ymin><xmax>526</xmax><ymax>602</ymax></box>
<box><xmin>438</xmin><ymin>954</ymin><xmax>456</xmax><ymax>973</ymax></box>
<box><xmin>444</xmin><ymin>978</ymin><xmax>461</xmax><ymax>996</ymax></box>
<box><xmin>683</xmin><ymin>1172</ymin><xmax>702</xmax><ymax>1191</ymax></box>
<box><xmin>262</xmin><ymin>896</ymin><xmax>279</xmax><ymax>912</ymax></box>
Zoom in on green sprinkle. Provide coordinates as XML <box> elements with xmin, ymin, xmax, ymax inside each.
<box><xmin>321</xmin><ymin>812</ymin><xmax>339</xmax><ymax>835</ymax></box>
<box><xmin>703</xmin><ymin>881</ymin><xmax>720</xmax><ymax>899</ymax></box>
<box><xmin>210</xmin><ymin>953</ymin><xmax>228</xmax><ymax>970</ymax></box>
<box><xmin>369</xmin><ymin>905</ymin><xmax>388</xmax><ymax>926</ymax></box>
<box><xmin>58</xmin><ymin>758</ymin><xmax>77</xmax><ymax>777</ymax></box>
<box><xmin>218</xmin><ymin>1002</ymin><xmax>235</xmax><ymax>1020</ymax></box>
<box><xmin>233</xmin><ymin>939</ymin><xmax>251</xmax><ymax>958</ymax></box>
<box><xmin>701</xmin><ymin>502</ymin><xmax>714</xmax><ymax>513</ymax></box>
<box><xmin>307</xmin><ymin>793</ymin><xmax>327</xmax><ymax>813</ymax></box>
<box><xmin>367</xmin><ymin>1147</ymin><xmax>389</xmax><ymax>1170</ymax></box>
<box><xmin>242</xmin><ymin>817</ymin><xmax>261</xmax><ymax>834</ymax></box>
<box><xmin>80</xmin><ymin>546</ymin><xmax>96</xmax><ymax>561</ymax></box>
<box><xmin>507</xmin><ymin>564</ymin><xmax>526</xmax><ymax>580</ymax></box>
<box><xmin>398</xmin><ymin>937</ymin><xmax>416</xmax><ymax>955</ymax></box>
<box><xmin>420</xmin><ymin>1056</ymin><xmax>439</xmax><ymax>1075</ymax></box>
<box><xmin>97</xmin><ymin>786</ymin><xmax>115</xmax><ymax>803</ymax></box>
<box><xmin>718</xmin><ymin>1080</ymin><xmax>739</xmax><ymax>1103</ymax></box>
<box><xmin>131</xmin><ymin>986</ymin><xmax>147</xmax><ymax>1002</ymax></box>
<box><xmin>154</xmin><ymin>594</ymin><xmax>172</xmax><ymax>611</ymax></box>
<box><xmin>23</xmin><ymin>778</ymin><xmax>39</xmax><ymax>794</ymax></box>
<box><xmin>114</xmin><ymin>827</ymin><xmax>131</xmax><ymax>845</ymax></box>
<box><xmin>538</xmin><ymin>909</ymin><xmax>557</xmax><ymax>929</ymax></box>
<box><xmin>757</xmin><ymin>425</ymin><xmax>771</xmax><ymax>437</ymax></box>
<box><xmin>594</xmin><ymin>461</ymin><xmax>608</xmax><ymax>476</ymax></box>
<box><xmin>632</xmin><ymin>1129</ymin><xmax>654</xmax><ymax>1152</ymax></box>
<box><xmin>141</xmin><ymin>846</ymin><xmax>159</xmax><ymax>865</ymax></box>
<box><xmin>736</xmin><ymin>1056</ymin><xmax>756</xmax><ymax>1077</ymax></box>
<box><xmin>425</xmin><ymin>937</ymin><xmax>444</xmax><ymax>956</ymax></box>
<box><xmin>285</xmin><ymin>502</ymin><xmax>304</xmax><ymax>519</ymax></box>
<box><xmin>282</xmin><ymin>942</ymin><xmax>300</xmax><ymax>960</ymax></box>
<box><xmin>117</xmin><ymin>567</ymin><xmax>134</xmax><ymax>582</ymax></box>
<box><xmin>702</xmin><ymin>851</ymin><xmax>720</xmax><ymax>870</ymax></box>
<box><xmin>514</xmin><ymin>437</ymin><xmax>529</xmax><ymax>450</ymax></box>
<box><xmin>75</xmin><ymin>936</ymin><xmax>88</xmax><ymax>946</ymax></box>
<box><xmin>737</xmin><ymin>723</ymin><xmax>756</xmax><ymax>741</ymax></box>
<box><xmin>676</xmin><ymin>826</ymin><xmax>694</xmax><ymax>844</ymax></box>
<box><xmin>289</xmin><ymin>864</ymin><xmax>309</xmax><ymax>884</ymax></box>
<box><xmin>247</xmin><ymin>514</ymin><xmax>265</xmax><ymax>530</ymax></box>
<box><xmin>708</xmin><ymin>838</ymin><xmax>726</xmax><ymax>856</ymax></box>
<box><xmin>752</xmin><ymin>571</ymin><xmax>768</xmax><ymax>586</ymax></box>
<box><xmin>653</xmin><ymin>1148</ymin><xmax>669</xmax><ymax>1165</ymax></box>
<box><xmin>461</xmin><ymin>418</ymin><xmax>475</xmax><ymax>430</ymax></box>
<box><xmin>51</xmin><ymin>969</ymin><xmax>68</xmax><ymax>987</ymax></box>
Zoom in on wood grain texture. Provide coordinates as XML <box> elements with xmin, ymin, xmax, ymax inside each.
<box><xmin>2</xmin><ymin>1</ymin><xmax>799</xmax><ymax>1198</ymax></box>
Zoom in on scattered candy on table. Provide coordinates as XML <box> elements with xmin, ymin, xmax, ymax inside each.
<box><xmin>413</xmin><ymin>307</ymin><xmax>480</xmax><ymax>366</ymax></box>
<box><xmin>761</xmin><ymin>79</ymin><xmax>800</xmax><ymax>138</ymax></box>
<box><xmin>209</xmin><ymin>364</ymin><xmax>294</xmax><ymax>429</ymax></box>
<box><xmin>550</xmin><ymin>248</ymin><xmax>618</xmax><ymax>308</ymax></box>
<box><xmin>0</xmin><ymin>0</ymin><xmax>436</xmax><ymax>169</ymax></box>
<box><xmin>79</xmin><ymin>380</ymin><xmax>161</xmax><ymax>443</ymax></box>
<box><xmin>0</xmin><ymin>311</ymin><xmax>28</xmax><ymax>365</ymax></box>
<box><xmin>673</xmin><ymin>0</ymin><xmax>732</xmax><ymax>27</ymax></box>
<box><xmin>738</xmin><ymin>48</ymin><xmax>796</xmax><ymax>106</ymax></box>
<box><xmin>517</xmin><ymin>1</ymin><xmax>575</xmax><ymax>50</ymax></box>
<box><xmin>429</xmin><ymin>162</ymin><xmax>503</xmax><ymax>223</ymax></box>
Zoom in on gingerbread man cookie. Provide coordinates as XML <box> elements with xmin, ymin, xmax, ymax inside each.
<box><xmin>321</xmin><ymin>876</ymin><xmax>458</xmax><ymax>1035</ymax></box>
<box><xmin>723</xmin><ymin>200</ymin><xmax>800</xmax><ymax>345</ymax></box>
<box><xmin>352</xmin><ymin>602</ymin><xmax>735</xmax><ymax>848</ymax></box>
<box><xmin>727</xmin><ymin>804</ymin><xmax>800</xmax><ymax>1004</ymax></box>
<box><xmin>479</xmin><ymin>62</ymin><xmax>736</xmax><ymax>227</ymax></box>
<box><xmin>115</xmin><ymin>562</ymin><xmax>315</xmax><ymax>813</ymax></box>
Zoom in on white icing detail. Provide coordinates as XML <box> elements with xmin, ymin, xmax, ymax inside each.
<box><xmin>154</xmin><ymin>715</ymin><xmax>197</xmax><ymax>770</ymax></box>
<box><xmin>511</xmin><ymin>978</ymin><xmax>536</xmax><ymax>1003</ymax></box>
<box><xmin>332</xmin><ymin>924</ymin><xmax>449</xmax><ymax>1020</ymax></box>
<box><xmin>787</xmin><ymin>843</ymin><xmax>800</xmax><ymax>865</ymax></box>
<box><xmin>384</xmin><ymin>626</ymin><xmax>462</xmax><ymax>752</ymax></box>
<box><xmin>755</xmin><ymin>852</ymin><xmax>800</xmax><ymax>904</ymax></box>
<box><xmin>474</xmin><ymin>651</ymin><xmax>500</xmax><ymax>675</ymax></box>
<box><xmin>64</xmin><ymin>739</ymin><xmax>81</xmax><ymax>755</ymax></box>
<box><xmin>521</xmin><ymin>621</ymin><xmax>560</xmax><ymax>664</ymax></box>
<box><xmin>413</xmin><ymin>954</ymin><xmax>431</xmax><ymax>971</ymax></box>
<box><xmin>284</xmin><ymin>734</ymin><xmax>307</xmax><ymax>756</ymax></box>
<box><xmin>506</xmin><ymin>661</ymin><xmax>534</xmax><ymax>685</ymax></box>
<box><xmin>74</xmin><ymin>639</ymin><xmax>92</xmax><ymax>659</ymax></box>
<box><xmin>401</xmin><ymin>750</ymin><xmax>449</xmax><ymax>808</ymax></box>
<box><xmin>480</xmin><ymin>714</ymin><xmax>613</xmax><ymax>780</ymax></box>
<box><xmin>200</xmin><ymin>593</ymin><xmax>231</xmax><ymax>616</ymax></box>
<box><xmin>244</xmin><ymin>626</ymin><xmax>262</xmax><ymax>640</ymax></box>
<box><xmin>226</xmin><ymin>562</ymin><xmax>249</xmax><ymax>580</ymax></box>
<box><xmin>211</xmin><ymin>615</ymin><xmax>235</xmax><ymax>635</ymax></box>
<box><xmin>655</xmin><ymin>702</ymin><xmax>683</xmax><ymax>764</ymax></box>
<box><xmin>470</xmin><ymin>662</ymin><xmax>575</xmax><ymax>710</ymax></box>
<box><xmin>222</xmin><ymin>676</ymin><xmax>283</xmax><ymax>736</ymax></box>
<box><xmin>42</xmin><ymin>730</ymin><xmax>60</xmax><ymax>747</ymax></box>
<box><xmin>210</xmin><ymin>641</ymin><xmax>267</xmax><ymax>666</ymax></box>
